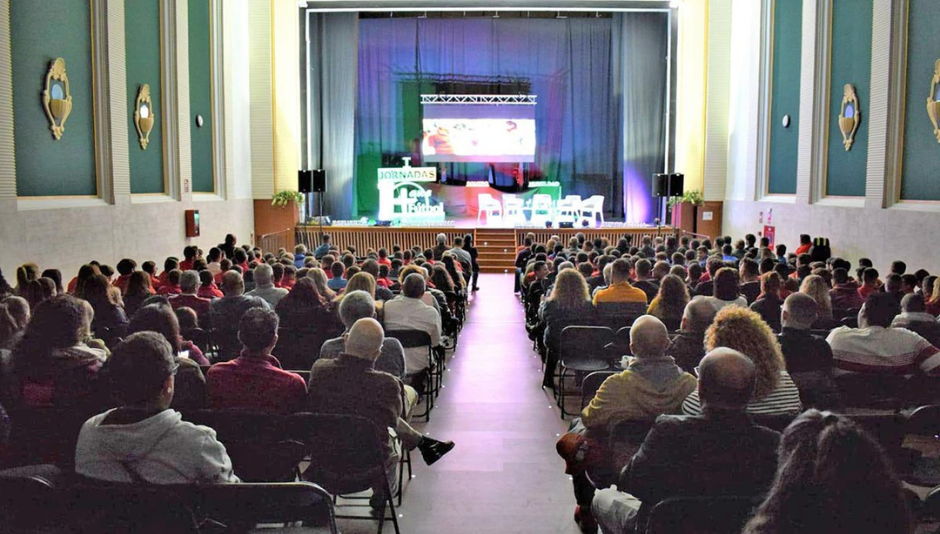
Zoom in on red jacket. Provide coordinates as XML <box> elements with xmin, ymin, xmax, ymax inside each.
<box><xmin>207</xmin><ymin>354</ymin><xmax>307</xmax><ymax>414</ymax></box>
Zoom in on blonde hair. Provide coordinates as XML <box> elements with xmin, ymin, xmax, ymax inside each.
<box><xmin>799</xmin><ymin>274</ymin><xmax>832</xmax><ymax>318</ymax></box>
<box><xmin>546</xmin><ymin>269</ymin><xmax>591</xmax><ymax>309</ymax></box>
<box><xmin>704</xmin><ymin>306</ymin><xmax>785</xmax><ymax>399</ymax></box>
<box><xmin>343</xmin><ymin>272</ymin><xmax>375</xmax><ymax>298</ymax></box>
<box><xmin>307</xmin><ymin>268</ymin><xmax>335</xmax><ymax>301</ymax></box>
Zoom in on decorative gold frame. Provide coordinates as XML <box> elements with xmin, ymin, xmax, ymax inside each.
<box><xmin>42</xmin><ymin>58</ymin><xmax>72</xmax><ymax>140</ymax></box>
<box><xmin>134</xmin><ymin>84</ymin><xmax>155</xmax><ymax>149</ymax></box>
<box><xmin>928</xmin><ymin>60</ymin><xmax>940</xmax><ymax>144</ymax></box>
<box><xmin>838</xmin><ymin>84</ymin><xmax>860</xmax><ymax>151</ymax></box>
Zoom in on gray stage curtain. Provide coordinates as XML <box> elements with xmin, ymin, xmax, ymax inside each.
<box><xmin>309</xmin><ymin>12</ymin><xmax>358</xmax><ymax>219</ymax></box>
<box><xmin>616</xmin><ymin>12</ymin><xmax>668</xmax><ymax>224</ymax></box>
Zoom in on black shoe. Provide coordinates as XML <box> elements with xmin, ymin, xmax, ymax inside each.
<box><xmin>418</xmin><ymin>438</ymin><xmax>455</xmax><ymax>466</ymax></box>
<box><xmin>472</xmin><ymin>286</ymin><xmax>480</xmax><ymax>291</ymax></box>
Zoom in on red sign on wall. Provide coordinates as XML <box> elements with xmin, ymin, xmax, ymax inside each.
<box><xmin>763</xmin><ymin>225</ymin><xmax>775</xmax><ymax>248</ymax></box>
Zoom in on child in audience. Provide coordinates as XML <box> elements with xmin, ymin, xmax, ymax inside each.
<box><xmin>197</xmin><ymin>270</ymin><xmax>223</xmax><ymax>299</ymax></box>
<box><xmin>377</xmin><ymin>264</ymin><xmax>391</xmax><ymax>288</ymax></box>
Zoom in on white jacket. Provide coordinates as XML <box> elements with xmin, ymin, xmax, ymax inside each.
<box><xmin>75</xmin><ymin>408</ymin><xmax>239</xmax><ymax>484</ymax></box>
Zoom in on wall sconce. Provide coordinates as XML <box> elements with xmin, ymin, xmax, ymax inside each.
<box><xmin>838</xmin><ymin>84</ymin><xmax>860</xmax><ymax>151</ymax></box>
<box><xmin>42</xmin><ymin>58</ymin><xmax>72</xmax><ymax>140</ymax></box>
<box><xmin>928</xmin><ymin>60</ymin><xmax>940</xmax><ymax>144</ymax></box>
<box><xmin>134</xmin><ymin>84</ymin><xmax>155</xmax><ymax>149</ymax></box>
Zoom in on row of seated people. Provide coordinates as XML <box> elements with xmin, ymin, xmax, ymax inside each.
<box><xmin>0</xmin><ymin>289</ymin><xmax>457</xmax><ymax>517</ymax></box>
<box><xmin>516</xmin><ymin>232</ymin><xmax>940</xmax><ymax>533</ymax></box>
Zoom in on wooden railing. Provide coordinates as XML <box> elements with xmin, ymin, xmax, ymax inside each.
<box><xmin>513</xmin><ymin>226</ymin><xmax>677</xmax><ymax>248</ymax></box>
<box><xmin>256</xmin><ymin>228</ymin><xmax>294</xmax><ymax>254</ymax></box>
<box><xmin>296</xmin><ymin>225</ymin><xmax>471</xmax><ymax>253</ymax></box>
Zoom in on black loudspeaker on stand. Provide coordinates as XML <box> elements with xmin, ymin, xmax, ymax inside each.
<box><xmin>652</xmin><ymin>173</ymin><xmax>684</xmax><ymax>227</ymax></box>
<box><xmin>299</xmin><ymin>169</ymin><xmax>327</xmax><ymax>238</ymax></box>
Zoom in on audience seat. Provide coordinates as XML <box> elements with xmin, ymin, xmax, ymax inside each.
<box><xmin>385</xmin><ymin>329</ymin><xmax>436</xmax><ymax>422</ymax></box>
<box><xmin>581</xmin><ymin>370</ymin><xmax>616</xmax><ymax>411</ymax></box>
<box><xmin>300</xmin><ymin>413</ymin><xmax>401</xmax><ymax>534</ymax></box>
<box><xmin>275</xmin><ymin>327</ymin><xmax>332</xmax><ymax>371</ymax></box>
<box><xmin>595</xmin><ymin>301</ymin><xmax>648</xmax><ymax>330</ymax></box>
<box><xmin>558</xmin><ymin>326</ymin><xmax>615</xmax><ymax>418</ymax></box>
<box><xmin>902</xmin><ymin>405</ymin><xmax>940</xmax><ymax>487</ymax></box>
<box><xmin>644</xmin><ymin>496</ymin><xmax>758</xmax><ymax>534</ymax></box>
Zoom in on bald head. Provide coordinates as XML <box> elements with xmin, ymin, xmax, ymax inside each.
<box><xmin>630</xmin><ymin>315</ymin><xmax>670</xmax><ymax>358</ymax></box>
<box><xmin>697</xmin><ymin>348</ymin><xmax>756</xmax><ymax>411</ymax></box>
<box><xmin>345</xmin><ymin>318</ymin><xmax>384</xmax><ymax>361</ymax></box>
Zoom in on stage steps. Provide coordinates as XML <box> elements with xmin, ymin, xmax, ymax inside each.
<box><xmin>475</xmin><ymin>229</ymin><xmax>518</xmax><ymax>273</ymax></box>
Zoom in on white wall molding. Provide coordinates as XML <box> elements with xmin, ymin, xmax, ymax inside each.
<box><xmin>91</xmin><ymin>0</ymin><xmax>117</xmax><ymax>205</ymax></box>
<box><xmin>104</xmin><ymin>0</ymin><xmax>130</xmax><ymax>204</ymax></box>
<box><xmin>209</xmin><ymin>0</ymin><xmax>228</xmax><ymax>199</ymax></box>
<box><xmin>176</xmin><ymin>0</ymin><xmax>193</xmax><ymax>201</ymax></box>
<box><xmin>0</xmin><ymin>0</ymin><xmax>15</xmax><ymax>200</ymax></box>
<box><xmin>872</xmin><ymin>0</ymin><xmax>907</xmax><ymax>209</ymax></box>
<box><xmin>795</xmin><ymin>0</ymin><xmax>821</xmax><ymax>205</ymax></box>
<box><xmin>807</xmin><ymin>0</ymin><xmax>833</xmax><ymax>204</ymax></box>
<box><xmin>702</xmin><ymin>0</ymin><xmax>732</xmax><ymax>202</ymax></box>
<box><xmin>752</xmin><ymin>0</ymin><xmax>774</xmax><ymax>201</ymax></box>
<box><xmin>160</xmin><ymin>0</ymin><xmax>182</xmax><ymax>200</ymax></box>
<box><xmin>248</xmin><ymin>0</ymin><xmax>274</xmax><ymax>199</ymax></box>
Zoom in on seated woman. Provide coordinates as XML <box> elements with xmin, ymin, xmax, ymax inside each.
<box><xmin>700</xmin><ymin>267</ymin><xmax>748</xmax><ymax>311</ymax></box>
<box><xmin>682</xmin><ymin>306</ymin><xmax>803</xmax><ymax>416</ymax></box>
<box><xmin>744</xmin><ymin>410</ymin><xmax>910</xmax><ymax>534</ymax></box>
<box><xmin>647</xmin><ymin>274</ymin><xmax>689</xmax><ymax>331</ymax></box>
<box><xmin>274</xmin><ymin>277</ymin><xmax>342</xmax><ymax>369</ymax></box>
<box><xmin>332</xmin><ymin>272</ymin><xmax>383</xmax><ymax>321</ymax></box>
<box><xmin>75</xmin><ymin>331</ymin><xmax>238</xmax><ymax>484</ymax></box>
<box><xmin>122</xmin><ymin>271</ymin><xmax>154</xmax><ymax>319</ymax></box>
<box><xmin>82</xmin><ymin>274</ymin><xmax>129</xmax><ymax>338</ymax></box>
<box><xmin>540</xmin><ymin>269</ymin><xmax>596</xmax><ymax>390</ymax></box>
<box><xmin>800</xmin><ymin>274</ymin><xmax>838</xmax><ymax>330</ymax></box>
<box><xmin>124</xmin><ymin>304</ymin><xmax>209</xmax><ymax>410</ymax></box>
<box><xmin>11</xmin><ymin>295</ymin><xmax>108</xmax><ymax>409</ymax></box>
<box><xmin>750</xmin><ymin>272</ymin><xmax>784</xmax><ymax>332</ymax></box>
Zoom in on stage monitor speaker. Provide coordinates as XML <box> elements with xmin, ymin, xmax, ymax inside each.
<box><xmin>298</xmin><ymin>170</ymin><xmax>312</xmax><ymax>194</ymax></box>
<box><xmin>312</xmin><ymin>169</ymin><xmax>326</xmax><ymax>193</ymax></box>
<box><xmin>669</xmin><ymin>173</ymin><xmax>685</xmax><ymax>197</ymax></box>
<box><xmin>652</xmin><ymin>173</ymin><xmax>669</xmax><ymax>197</ymax></box>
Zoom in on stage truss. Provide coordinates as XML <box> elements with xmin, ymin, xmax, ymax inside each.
<box><xmin>420</xmin><ymin>94</ymin><xmax>537</xmax><ymax>105</ymax></box>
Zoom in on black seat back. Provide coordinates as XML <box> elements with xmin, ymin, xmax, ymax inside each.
<box><xmin>299</xmin><ymin>413</ymin><xmax>389</xmax><ymax>497</ymax></box>
<box><xmin>645</xmin><ymin>496</ymin><xmax>758</xmax><ymax>534</ymax></box>
<box><xmin>560</xmin><ymin>326</ymin><xmax>615</xmax><ymax>366</ymax></box>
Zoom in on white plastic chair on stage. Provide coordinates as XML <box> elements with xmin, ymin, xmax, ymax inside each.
<box><xmin>503</xmin><ymin>194</ymin><xmax>526</xmax><ymax>225</ymax></box>
<box><xmin>476</xmin><ymin>193</ymin><xmax>503</xmax><ymax>225</ymax></box>
<box><xmin>553</xmin><ymin>195</ymin><xmax>582</xmax><ymax>227</ymax></box>
<box><xmin>579</xmin><ymin>195</ymin><xmax>605</xmax><ymax>227</ymax></box>
<box><xmin>530</xmin><ymin>194</ymin><xmax>554</xmax><ymax>227</ymax></box>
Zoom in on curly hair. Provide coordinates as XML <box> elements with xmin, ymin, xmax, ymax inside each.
<box><xmin>704</xmin><ymin>306</ymin><xmax>784</xmax><ymax>399</ymax></box>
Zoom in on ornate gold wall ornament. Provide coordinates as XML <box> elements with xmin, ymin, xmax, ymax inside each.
<box><xmin>134</xmin><ymin>84</ymin><xmax>155</xmax><ymax>149</ymax></box>
<box><xmin>838</xmin><ymin>84</ymin><xmax>860</xmax><ymax>151</ymax></box>
<box><xmin>42</xmin><ymin>58</ymin><xmax>72</xmax><ymax>140</ymax></box>
<box><xmin>928</xmin><ymin>60</ymin><xmax>940</xmax><ymax>144</ymax></box>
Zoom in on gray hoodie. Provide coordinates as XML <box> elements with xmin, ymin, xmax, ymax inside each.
<box><xmin>75</xmin><ymin>408</ymin><xmax>239</xmax><ymax>484</ymax></box>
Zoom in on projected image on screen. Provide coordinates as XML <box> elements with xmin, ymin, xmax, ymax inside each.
<box><xmin>421</xmin><ymin>102</ymin><xmax>537</xmax><ymax>163</ymax></box>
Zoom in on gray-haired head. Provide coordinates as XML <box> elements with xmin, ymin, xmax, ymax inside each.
<box><xmin>179</xmin><ymin>270</ymin><xmax>200</xmax><ymax>295</ymax></box>
<box><xmin>782</xmin><ymin>292</ymin><xmax>818</xmax><ymax>330</ymax></box>
<box><xmin>338</xmin><ymin>290</ymin><xmax>376</xmax><ymax>328</ymax></box>
<box><xmin>436</xmin><ymin>233</ymin><xmax>447</xmax><ymax>244</ymax></box>
<box><xmin>253</xmin><ymin>263</ymin><xmax>274</xmax><ymax>287</ymax></box>
<box><xmin>682</xmin><ymin>297</ymin><xmax>718</xmax><ymax>333</ymax></box>
<box><xmin>402</xmin><ymin>273</ymin><xmax>426</xmax><ymax>299</ymax></box>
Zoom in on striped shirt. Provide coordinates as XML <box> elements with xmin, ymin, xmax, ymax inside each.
<box><xmin>826</xmin><ymin>326</ymin><xmax>940</xmax><ymax>377</ymax></box>
<box><xmin>682</xmin><ymin>372</ymin><xmax>803</xmax><ymax>416</ymax></box>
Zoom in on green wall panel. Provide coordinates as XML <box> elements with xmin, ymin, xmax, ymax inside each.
<box><xmin>11</xmin><ymin>0</ymin><xmax>97</xmax><ymax>197</ymax></box>
<box><xmin>825</xmin><ymin>0</ymin><xmax>871</xmax><ymax>197</ymax></box>
<box><xmin>767</xmin><ymin>0</ymin><xmax>802</xmax><ymax>195</ymax></box>
<box><xmin>188</xmin><ymin>0</ymin><xmax>214</xmax><ymax>193</ymax></box>
<box><xmin>900</xmin><ymin>0</ymin><xmax>940</xmax><ymax>201</ymax></box>
<box><xmin>126</xmin><ymin>0</ymin><xmax>165</xmax><ymax>194</ymax></box>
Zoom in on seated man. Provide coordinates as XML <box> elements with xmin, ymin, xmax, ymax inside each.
<box><xmin>891</xmin><ymin>293</ymin><xmax>940</xmax><ymax>348</ymax></box>
<box><xmin>592</xmin><ymin>348</ymin><xmax>780</xmax><ymax>534</ymax></box>
<box><xmin>827</xmin><ymin>292</ymin><xmax>940</xmax><ymax>377</ymax></box>
<box><xmin>777</xmin><ymin>293</ymin><xmax>838</xmax><ymax>409</ymax></box>
<box><xmin>307</xmin><ymin>318</ymin><xmax>454</xmax><ymax>508</ymax></box>
<box><xmin>667</xmin><ymin>298</ymin><xmax>717</xmax><ymax>373</ymax></box>
<box><xmin>208</xmin><ymin>271</ymin><xmax>270</xmax><ymax>359</ymax></box>
<box><xmin>631</xmin><ymin>259</ymin><xmax>659</xmax><ymax>303</ymax></box>
<box><xmin>169</xmin><ymin>270</ymin><xmax>212</xmax><ymax>319</ymax></box>
<box><xmin>829</xmin><ymin>267</ymin><xmax>863</xmax><ymax>311</ymax></box>
<box><xmin>319</xmin><ymin>290</ymin><xmax>406</xmax><ymax>378</ymax></box>
<box><xmin>246</xmin><ymin>264</ymin><xmax>288</xmax><ymax>308</ymax></box>
<box><xmin>383</xmin><ymin>273</ymin><xmax>442</xmax><ymax>384</ymax></box>
<box><xmin>75</xmin><ymin>332</ymin><xmax>239</xmax><ymax>483</ymax></box>
<box><xmin>738</xmin><ymin>258</ymin><xmax>761</xmax><ymax>304</ymax></box>
<box><xmin>593</xmin><ymin>259</ymin><xmax>647</xmax><ymax>306</ymax></box>
<box><xmin>207</xmin><ymin>308</ymin><xmax>307</xmax><ymax>414</ymax></box>
<box><xmin>568</xmin><ymin>316</ymin><xmax>697</xmax><ymax>529</ymax></box>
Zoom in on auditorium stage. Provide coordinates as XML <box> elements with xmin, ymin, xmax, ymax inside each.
<box><xmin>294</xmin><ymin>221</ymin><xmax>677</xmax><ymax>273</ymax></box>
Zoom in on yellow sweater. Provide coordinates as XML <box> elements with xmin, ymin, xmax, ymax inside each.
<box><xmin>581</xmin><ymin>369</ymin><xmax>697</xmax><ymax>430</ymax></box>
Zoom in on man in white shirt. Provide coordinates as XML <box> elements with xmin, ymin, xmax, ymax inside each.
<box><xmin>383</xmin><ymin>273</ymin><xmax>442</xmax><ymax>380</ymax></box>
<box><xmin>246</xmin><ymin>263</ymin><xmax>288</xmax><ymax>308</ymax></box>
<box><xmin>827</xmin><ymin>293</ymin><xmax>940</xmax><ymax>377</ymax></box>
<box><xmin>75</xmin><ymin>332</ymin><xmax>239</xmax><ymax>484</ymax></box>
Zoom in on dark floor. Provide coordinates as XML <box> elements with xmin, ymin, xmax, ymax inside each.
<box><xmin>335</xmin><ymin>273</ymin><xmax>581</xmax><ymax>534</ymax></box>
